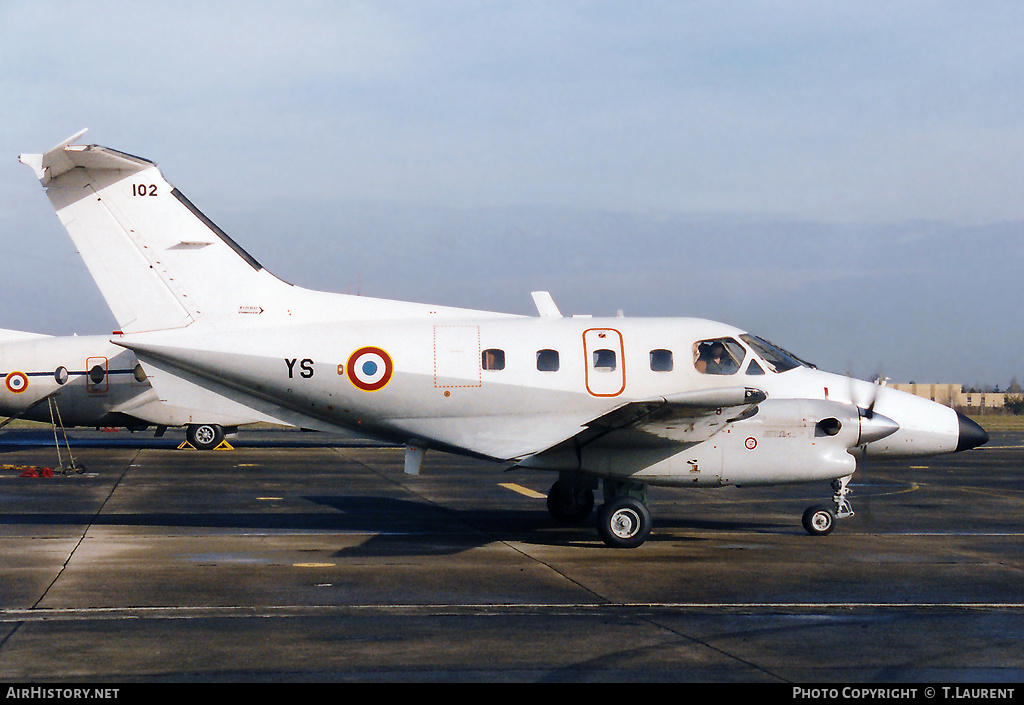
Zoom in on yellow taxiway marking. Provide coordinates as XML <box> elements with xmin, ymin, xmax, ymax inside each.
<box><xmin>500</xmin><ymin>482</ymin><xmax>546</xmax><ymax>499</ymax></box>
<box><xmin>293</xmin><ymin>563</ymin><xmax>336</xmax><ymax>568</ymax></box>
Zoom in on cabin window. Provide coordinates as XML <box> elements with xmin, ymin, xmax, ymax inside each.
<box><xmin>482</xmin><ymin>349</ymin><xmax>505</xmax><ymax>371</ymax></box>
<box><xmin>592</xmin><ymin>349</ymin><xmax>616</xmax><ymax>371</ymax></box>
<box><xmin>536</xmin><ymin>349</ymin><xmax>560</xmax><ymax>372</ymax></box>
<box><xmin>650</xmin><ymin>349</ymin><xmax>673</xmax><ymax>372</ymax></box>
<box><xmin>88</xmin><ymin>364</ymin><xmax>106</xmax><ymax>385</ymax></box>
<box><xmin>693</xmin><ymin>338</ymin><xmax>745</xmax><ymax>375</ymax></box>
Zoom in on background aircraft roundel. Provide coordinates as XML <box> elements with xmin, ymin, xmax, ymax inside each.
<box><xmin>4</xmin><ymin>371</ymin><xmax>28</xmax><ymax>394</ymax></box>
<box><xmin>346</xmin><ymin>347</ymin><xmax>394</xmax><ymax>392</ymax></box>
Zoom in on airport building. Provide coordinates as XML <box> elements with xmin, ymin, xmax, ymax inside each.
<box><xmin>890</xmin><ymin>383</ymin><xmax>1007</xmax><ymax>412</ymax></box>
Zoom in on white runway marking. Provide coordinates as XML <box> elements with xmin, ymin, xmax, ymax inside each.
<box><xmin>3</xmin><ymin>601</ymin><xmax>1024</xmax><ymax>624</ymax></box>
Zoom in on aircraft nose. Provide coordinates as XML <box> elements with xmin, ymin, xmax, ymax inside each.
<box><xmin>955</xmin><ymin>411</ymin><xmax>989</xmax><ymax>452</ymax></box>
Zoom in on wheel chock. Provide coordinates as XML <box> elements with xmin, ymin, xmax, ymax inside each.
<box><xmin>17</xmin><ymin>466</ymin><xmax>54</xmax><ymax>478</ymax></box>
<box><xmin>176</xmin><ymin>440</ymin><xmax>234</xmax><ymax>451</ymax></box>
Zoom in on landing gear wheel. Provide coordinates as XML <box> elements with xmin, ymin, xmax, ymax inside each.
<box><xmin>61</xmin><ymin>462</ymin><xmax>86</xmax><ymax>476</ymax></box>
<box><xmin>547</xmin><ymin>480</ymin><xmax>595</xmax><ymax>525</ymax></box>
<box><xmin>186</xmin><ymin>423</ymin><xmax>225</xmax><ymax>450</ymax></box>
<box><xmin>597</xmin><ymin>497</ymin><xmax>652</xmax><ymax>548</ymax></box>
<box><xmin>802</xmin><ymin>504</ymin><xmax>836</xmax><ymax>536</ymax></box>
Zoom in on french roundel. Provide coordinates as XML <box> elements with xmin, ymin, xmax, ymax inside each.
<box><xmin>346</xmin><ymin>347</ymin><xmax>393</xmax><ymax>392</ymax></box>
<box><xmin>4</xmin><ymin>371</ymin><xmax>28</xmax><ymax>394</ymax></box>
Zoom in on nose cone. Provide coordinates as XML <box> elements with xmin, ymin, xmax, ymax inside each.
<box><xmin>956</xmin><ymin>412</ymin><xmax>989</xmax><ymax>452</ymax></box>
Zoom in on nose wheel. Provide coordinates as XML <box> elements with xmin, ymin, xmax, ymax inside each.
<box><xmin>802</xmin><ymin>475</ymin><xmax>854</xmax><ymax>536</ymax></box>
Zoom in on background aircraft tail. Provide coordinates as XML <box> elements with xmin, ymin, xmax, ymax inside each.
<box><xmin>20</xmin><ymin>131</ymin><xmax>293</xmax><ymax>334</ymax></box>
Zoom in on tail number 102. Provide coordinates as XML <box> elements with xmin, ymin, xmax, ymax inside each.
<box><xmin>132</xmin><ymin>184</ymin><xmax>158</xmax><ymax>197</ymax></box>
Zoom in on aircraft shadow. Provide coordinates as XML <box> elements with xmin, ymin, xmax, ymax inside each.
<box><xmin>0</xmin><ymin>492</ymin><xmax>784</xmax><ymax>557</ymax></box>
<box><xmin>305</xmin><ymin>495</ymin><xmax>783</xmax><ymax>556</ymax></box>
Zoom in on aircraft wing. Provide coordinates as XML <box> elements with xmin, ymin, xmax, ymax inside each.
<box><xmin>0</xmin><ymin>389</ymin><xmax>61</xmax><ymax>429</ymax></box>
<box><xmin>580</xmin><ymin>386</ymin><xmax>766</xmax><ymax>445</ymax></box>
<box><xmin>517</xmin><ymin>386</ymin><xmax>766</xmax><ymax>468</ymax></box>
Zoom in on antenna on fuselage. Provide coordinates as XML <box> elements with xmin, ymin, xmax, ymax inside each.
<box><xmin>531</xmin><ymin>291</ymin><xmax>562</xmax><ymax>318</ymax></box>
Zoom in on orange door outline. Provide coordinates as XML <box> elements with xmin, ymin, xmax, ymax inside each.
<box><xmin>583</xmin><ymin>328</ymin><xmax>625</xmax><ymax>397</ymax></box>
<box><xmin>86</xmin><ymin>356</ymin><xmax>109</xmax><ymax>394</ymax></box>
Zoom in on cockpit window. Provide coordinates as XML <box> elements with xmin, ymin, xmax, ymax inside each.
<box><xmin>693</xmin><ymin>338</ymin><xmax>745</xmax><ymax>375</ymax></box>
<box><xmin>740</xmin><ymin>334</ymin><xmax>813</xmax><ymax>373</ymax></box>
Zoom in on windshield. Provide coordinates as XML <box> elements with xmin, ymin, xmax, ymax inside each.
<box><xmin>740</xmin><ymin>334</ymin><xmax>814</xmax><ymax>373</ymax></box>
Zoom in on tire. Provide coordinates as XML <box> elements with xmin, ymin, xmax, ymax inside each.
<box><xmin>597</xmin><ymin>497</ymin><xmax>652</xmax><ymax>549</ymax></box>
<box><xmin>187</xmin><ymin>423</ymin><xmax>224</xmax><ymax>450</ymax></box>
<box><xmin>547</xmin><ymin>481</ymin><xmax>595</xmax><ymax>525</ymax></box>
<box><xmin>802</xmin><ymin>504</ymin><xmax>836</xmax><ymax>536</ymax></box>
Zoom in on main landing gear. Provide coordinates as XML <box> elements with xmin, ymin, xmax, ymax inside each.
<box><xmin>547</xmin><ymin>475</ymin><xmax>652</xmax><ymax>549</ymax></box>
<box><xmin>801</xmin><ymin>475</ymin><xmax>854</xmax><ymax>536</ymax></box>
<box><xmin>548</xmin><ymin>473</ymin><xmax>858</xmax><ymax>544</ymax></box>
<box><xmin>185</xmin><ymin>423</ymin><xmax>226</xmax><ymax>450</ymax></box>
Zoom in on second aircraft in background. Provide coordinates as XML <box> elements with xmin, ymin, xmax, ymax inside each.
<box><xmin>0</xmin><ymin>327</ymin><xmax>244</xmax><ymax>449</ymax></box>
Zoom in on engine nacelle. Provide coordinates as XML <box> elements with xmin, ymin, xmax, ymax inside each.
<box><xmin>584</xmin><ymin>399</ymin><xmax>876</xmax><ymax>488</ymax></box>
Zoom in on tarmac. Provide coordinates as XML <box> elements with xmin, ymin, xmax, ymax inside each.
<box><xmin>0</xmin><ymin>425</ymin><xmax>1022</xmax><ymax>683</ymax></box>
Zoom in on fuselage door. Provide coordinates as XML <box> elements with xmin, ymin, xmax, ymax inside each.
<box><xmin>583</xmin><ymin>328</ymin><xmax>625</xmax><ymax>397</ymax></box>
<box><xmin>433</xmin><ymin>325</ymin><xmax>482</xmax><ymax>389</ymax></box>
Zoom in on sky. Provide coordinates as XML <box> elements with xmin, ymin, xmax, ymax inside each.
<box><xmin>0</xmin><ymin>1</ymin><xmax>1022</xmax><ymax>387</ymax></box>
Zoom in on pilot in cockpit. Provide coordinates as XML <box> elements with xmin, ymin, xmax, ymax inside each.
<box><xmin>695</xmin><ymin>340</ymin><xmax>739</xmax><ymax>375</ymax></box>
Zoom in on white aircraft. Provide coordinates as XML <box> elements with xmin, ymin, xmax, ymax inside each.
<box><xmin>0</xmin><ymin>327</ymin><xmax>245</xmax><ymax>449</ymax></box>
<box><xmin>17</xmin><ymin>131</ymin><xmax>988</xmax><ymax>547</ymax></box>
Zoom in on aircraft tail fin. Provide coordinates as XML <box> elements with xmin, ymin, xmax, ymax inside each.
<box><xmin>20</xmin><ymin>130</ymin><xmax>291</xmax><ymax>334</ymax></box>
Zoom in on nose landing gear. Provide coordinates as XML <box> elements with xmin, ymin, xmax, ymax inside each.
<box><xmin>802</xmin><ymin>475</ymin><xmax>854</xmax><ymax>536</ymax></box>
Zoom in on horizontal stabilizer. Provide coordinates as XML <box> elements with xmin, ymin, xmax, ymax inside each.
<box><xmin>0</xmin><ymin>329</ymin><xmax>52</xmax><ymax>343</ymax></box>
<box><xmin>20</xmin><ymin>129</ymin><xmax>149</xmax><ymax>185</ymax></box>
